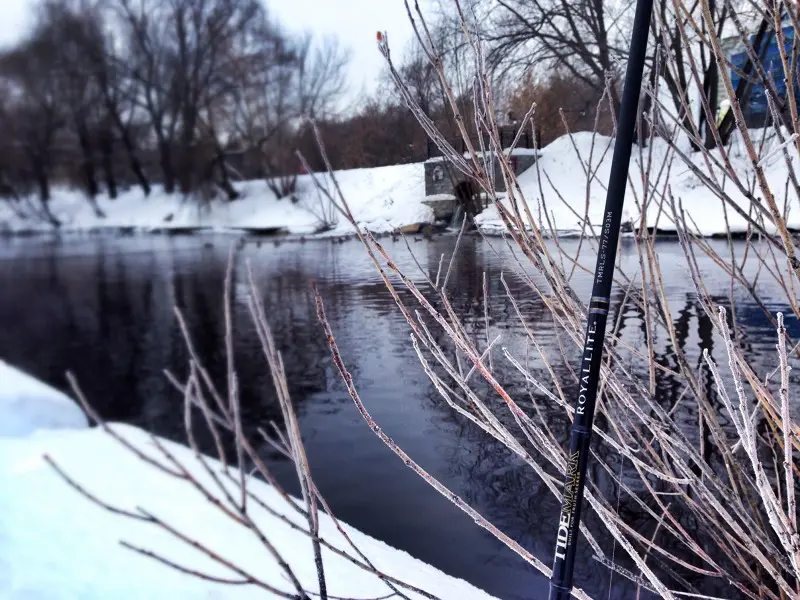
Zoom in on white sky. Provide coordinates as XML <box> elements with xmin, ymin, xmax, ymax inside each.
<box><xmin>0</xmin><ymin>0</ymin><xmax>432</xmax><ymax>106</ymax></box>
<box><xmin>270</xmin><ymin>0</ymin><xmax>432</xmax><ymax>103</ymax></box>
<box><xmin>0</xmin><ymin>1</ymin><xmax>33</xmax><ymax>49</ymax></box>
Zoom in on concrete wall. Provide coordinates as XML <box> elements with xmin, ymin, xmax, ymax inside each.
<box><xmin>424</xmin><ymin>161</ymin><xmax>462</xmax><ymax>197</ymax></box>
<box><xmin>423</xmin><ymin>152</ymin><xmax>537</xmax><ymax>197</ymax></box>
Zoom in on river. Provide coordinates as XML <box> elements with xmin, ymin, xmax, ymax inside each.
<box><xmin>1</xmin><ymin>233</ymin><xmax>797</xmax><ymax>599</ymax></box>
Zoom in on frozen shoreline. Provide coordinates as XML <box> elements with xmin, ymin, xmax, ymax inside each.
<box><xmin>0</xmin><ymin>162</ymin><xmax>436</xmax><ymax>239</ymax></box>
<box><xmin>475</xmin><ymin>130</ymin><xmax>800</xmax><ymax>238</ymax></box>
<box><xmin>0</xmin><ymin>360</ymin><xmax>498</xmax><ymax>599</ymax></box>
<box><xmin>3</xmin><ymin>130</ymin><xmax>799</xmax><ymax>240</ymax></box>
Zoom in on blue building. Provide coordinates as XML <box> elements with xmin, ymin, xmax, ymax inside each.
<box><xmin>726</xmin><ymin>13</ymin><xmax>796</xmax><ymax>127</ymax></box>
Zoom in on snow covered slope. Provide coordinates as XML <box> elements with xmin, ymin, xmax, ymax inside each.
<box><xmin>0</xmin><ymin>360</ymin><xmax>87</xmax><ymax>438</ymax></box>
<box><xmin>0</xmin><ymin>162</ymin><xmax>433</xmax><ymax>237</ymax></box>
<box><xmin>476</xmin><ymin>130</ymin><xmax>800</xmax><ymax>237</ymax></box>
<box><xmin>0</xmin><ymin>361</ymin><xmax>497</xmax><ymax>600</ymax></box>
<box><xmin>5</xmin><ymin>128</ymin><xmax>795</xmax><ymax>238</ymax></box>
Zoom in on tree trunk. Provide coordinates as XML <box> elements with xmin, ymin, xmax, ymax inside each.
<box><xmin>77</xmin><ymin>123</ymin><xmax>100</xmax><ymax>198</ymax></box>
<box><xmin>215</xmin><ymin>151</ymin><xmax>239</xmax><ymax>201</ymax></box>
<box><xmin>178</xmin><ymin>148</ymin><xmax>193</xmax><ymax>195</ymax></box>
<box><xmin>178</xmin><ymin>109</ymin><xmax>197</xmax><ymax>195</ymax></box>
<box><xmin>607</xmin><ymin>75</ymin><xmax>622</xmax><ymax>124</ymax></box>
<box><xmin>32</xmin><ymin>157</ymin><xmax>59</xmax><ymax>227</ymax></box>
<box><xmin>119</xmin><ymin>126</ymin><xmax>150</xmax><ymax>196</ymax></box>
<box><xmin>99</xmin><ymin>130</ymin><xmax>118</xmax><ymax>199</ymax></box>
<box><xmin>159</xmin><ymin>141</ymin><xmax>176</xmax><ymax>194</ymax></box>
<box><xmin>702</xmin><ymin>61</ymin><xmax>720</xmax><ymax>149</ymax></box>
<box><xmin>108</xmin><ymin>102</ymin><xmax>150</xmax><ymax>196</ymax></box>
<box><xmin>662</xmin><ymin>70</ymin><xmax>703</xmax><ymax>151</ymax></box>
<box><xmin>638</xmin><ymin>58</ymin><xmax>659</xmax><ymax>145</ymax></box>
<box><xmin>34</xmin><ymin>162</ymin><xmax>50</xmax><ymax>204</ymax></box>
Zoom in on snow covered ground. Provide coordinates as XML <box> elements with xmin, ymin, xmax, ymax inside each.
<box><xmin>0</xmin><ymin>163</ymin><xmax>434</xmax><ymax>237</ymax></box>
<box><xmin>0</xmin><ymin>361</ymin><xmax>497</xmax><ymax>600</ymax></box>
<box><xmin>2</xmin><ymin>129</ymin><xmax>798</xmax><ymax>239</ymax></box>
<box><xmin>476</xmin><ymin>129</ymin><xmax>800</xmax><ymax>237</ymax></box>
<box><xmin>0</xmin><ymin>360</ymin><xmax>88</xmax><ymax>437</ymax></box>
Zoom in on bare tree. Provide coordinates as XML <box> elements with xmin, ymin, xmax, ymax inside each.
<box><xmin>507</xmin><ymin>71</ymin><xmax>614</xmax><ymax>145</ymax></box>
<box><xmin>399</xmin><ymin>51</ymin><xmax>441</xmax><ymax>118</ymax></box>
<box><xmin>115</xmin><ymin>0</ymin><xmax>181</xmax><ymax>193</ymax></box>
<box><xmin>486</xmin><ymin>0</ymin><xmax>631</xmax><ymax>112</ymax></box>
<box><xmin>174</xmin><ymin>0</ymin><xmax>263</xmax><ymax>194</ymax></box>
<box><xmin>228</xmin><ymin>28</ymin><xmax>349</xmax><ymax>198</ymax></box>
<box><xmin>40</xmin><ymin>1</ymin><xmax>105</xmax><ymax>202</ymax></box>
<box><xmin>650</xmin><ymin>0</ymin><xmax>735</xmax><ymax>149</ymax></box>
<box><xmin>0</xmin><ymin>20</ymin><xmax>65</xmax><ymax>225</ymax></box>
<box><xmin>82</xmin><ymin>1</ymin><xmax>151</xmax><ymax>197</ymax></box>
<box><xmin>295</xmin><ymin>34</ymin><xmax>349</xmax><ymax>121</ymax></box>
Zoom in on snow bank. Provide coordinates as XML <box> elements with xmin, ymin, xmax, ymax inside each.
<box><xmin>0</xmin><ymin>162</ymin><xmax>434</xmax><ymax>237</ymax></box>
<box><xmin>7</xmin><ymin>129</ymin><xmax>789</xmax><ymax>239</ymax></box>
<box><xmin>476</xmin><ymin>129</ymin><xmax>800</xmax><ymax>237</ymax></box>
<box><xmin>426</xmin><ymin>146</ymin><xmax>541</xmax><ymax>163</ymax></box>
<box><xmin>0</xmin><ymin>368</ymin><xmax>496</xmax><ymax>600</ymax></box>
<box><xmin>0</xmin><ymin>360</ymin><xmax>87</xmax><ymax>437</ymax></box>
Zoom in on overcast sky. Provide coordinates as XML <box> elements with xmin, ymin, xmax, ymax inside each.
<box><xmin>0</xmin><ymin>0</ymin><xmax>430</xmax><ymax>105</ymax></box>
<box><xmin>270</xmin><ymin>0</ymin><xmax>431</xmax><ymax>101</ymax></box>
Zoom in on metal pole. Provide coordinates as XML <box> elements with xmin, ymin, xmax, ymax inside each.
<box><xmin>547</xmin><ymin>0</ymin><xmax>654</xmax><ymax>598</ymax></box>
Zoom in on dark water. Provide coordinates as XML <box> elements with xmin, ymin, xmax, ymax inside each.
<box><xmin>1</xmin><ymin>234</ymin><xmax>798</xmax><ymax>600</ymax></box>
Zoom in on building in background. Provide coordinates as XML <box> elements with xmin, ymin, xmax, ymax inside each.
<box><xmin>719</xmin><ymin>11</ymin><xmax>796</xmax><ymax>128</ymax></box>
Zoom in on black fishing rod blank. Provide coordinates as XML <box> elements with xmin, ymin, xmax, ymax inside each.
<box><xmin>547</xmin><ymin>0</ymin><xmax>654</xmax><ymax>598</ymax></box>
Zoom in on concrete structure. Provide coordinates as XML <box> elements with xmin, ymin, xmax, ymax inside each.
<box><xmin>422</xmin><ymin>150</ymin><xmax>538</xmax><ymax>221</ymax></box>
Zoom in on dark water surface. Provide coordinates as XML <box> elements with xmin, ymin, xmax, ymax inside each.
<box><xmin>1</xmin><ymin>234</ymin><xmax>798</xmax><ymax>600</ymax></box>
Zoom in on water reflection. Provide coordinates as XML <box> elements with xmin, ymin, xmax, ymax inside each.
<box><xmin>0</xmin><ymin>234</ymin><xmax>798</xmax><ymax>600</ymax></box>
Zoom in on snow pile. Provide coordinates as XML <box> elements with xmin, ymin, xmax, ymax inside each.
<box><xmin>0</xmin><ymin>162</ymin><xmax>433</xmax><ymax>237</ymax></box>
<box><xmin>307</xmin><ymin>163</ymin><xmax>433</xmax><ymax>235</ymax></box>
<box><xmin>476</xmin><ymin>129</ymin><xmax>800</xmax><ymax>237</ymax></box>
<box><xmin>0</xmin><ymin>360</ymin><xmax>87</xmax><ymax>437</ymax></box>
<box><xmin>0</xmin><ymin>361</ymin><xmax>496</xmax><ymax>600</ymax></box>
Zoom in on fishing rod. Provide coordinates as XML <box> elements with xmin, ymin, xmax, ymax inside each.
<box><xmin>547</xmin><ymin>0</ymin><xmax>654</xmax><ymax>598</ymax></box>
